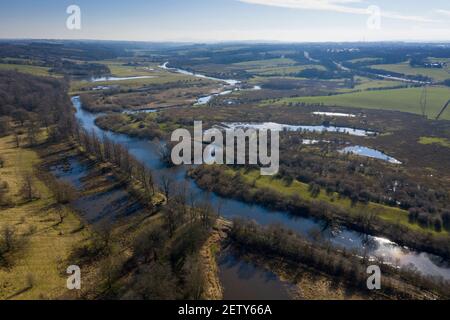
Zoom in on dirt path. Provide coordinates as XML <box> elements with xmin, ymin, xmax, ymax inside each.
<box><xmin>200</xmin><ymin>218</ymin><xmax>231</xmax><ymax>300</ymax></box>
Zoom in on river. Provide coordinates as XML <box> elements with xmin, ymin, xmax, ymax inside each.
<box><xmin>159</xmin><ymin>62</ymin><xmax>261</xmax><ymax>105</ymax></box>
<box><xmin>71</xmin><ymin>96</ymin><xmax>450</xmax><ymax>281</ymax></box>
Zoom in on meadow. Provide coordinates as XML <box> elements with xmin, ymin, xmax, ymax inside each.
<box><xmin>0</xmin><ymin>134</ymin><xmax>90</xmax><ymax>300</ymax></box>
<box><xmin>226</xmin><ymin>168</ymin><xmax>448</xmax><ymax>237</ymax></box>
<box><xmin>0</xmin><ymin>63</ymin><xmax>51</xmax><ymax>77</ymax></box>
<box><xmin>370</xmin><ymin>62</ymin><xmax>450</xmax><ymax>82</ymax></box>
<box><xmin>276</xmin><ymin>86</ymin><xmax>450</xmax><ymax>120</ymax></box>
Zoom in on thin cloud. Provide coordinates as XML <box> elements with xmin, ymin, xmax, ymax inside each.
<box><xmin>236</xmin><ymin>0</ymin><xmax>436</xmax><ymax>22</ymax></box>
<box><xmin>436</xmin><ymin>9</ymin><xmax>450</xmax><ymax>17</ymax></box>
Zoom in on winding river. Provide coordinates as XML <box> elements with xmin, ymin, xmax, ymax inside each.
<box><xmin>160</xmin><ymin>62</ymin><xmax>261</xmax><ymax>105</ymax></box>
<box><xmin>72</xmin><ymin>96</ymin><xmax>450</xmax><ymax>281</ymax></box>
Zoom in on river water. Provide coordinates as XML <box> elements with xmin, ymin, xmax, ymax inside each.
<box><xmin>218</xmin><ymin>249</ymin><xmax>293</xmax><ymax>300</ymax></box>
<box><xmin>159</xmin><ymin>62</ymin><xmax>262</xmax><ymax>106</ymax></box>
<box><xmin>217</xmin><ymin>122</ymin><xmax>377</xmax><ymax>137</ymax></box>
<box><xmin>71</xmin><ymin>95</ymin><xmax>450</xmax><ymax>281</ymax></box>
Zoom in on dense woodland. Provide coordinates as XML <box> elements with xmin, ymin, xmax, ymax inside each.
<box><xmin>0</xmin><ymin>70</ymin><xmax>75</xmax><ymax>142</ymax></box>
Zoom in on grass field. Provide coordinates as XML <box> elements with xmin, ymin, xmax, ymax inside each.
<box><xmin>98</xmin><ymin>60</ymin><xmax>161</xmax><ymax>77</ymax></box>
<box><xmin>0</xmin><ymin>135</ymin><xmax>90</xmax><ymax>300</ymax></box>
<box><xmin>370</xmin><ymin>62</ymin><xmax>450</xmax><ymax>82</ymax></box>
<box><xmin>69</xmin><ymin>72</ymin><xmax>204</xmax><ymax>94</ymax></box>
<box><xmin>419</xmin><ymin>137</ymin><xmax>450</xmax><ymax>148</ymax></box>
<box><xmin>350</xmin><ymin>76</ymin><xmax>405</xmax><ymax>91</ymax></box>
<box><xmin>227</xmin><ymin>169</ymin><xmax>448</xmax><ymax>237</ymax></box>
<box><xmin>233</xmin><ymin>58</ymin><xmax>297</xmax><ymax>68</ymax></box>
<box><xmin>347</xmin><ymin>58</ymin><xmax>381</xmax><ymax>64</ymax></box>
<box><xmin>276</xmin><ymin>86</ymin><xmax>450</xmax><ymax>120</ymax></box>
<box><xmin>248</xmin><ymin>65</ymin><xmax>326</xmax><ymax>77</ymax></box>
<box><xmin>234</xmin><ymin>58</ymin><xmax>326</xmax><ymax>77</ymax></box>
<box><xmin>69</xmin><ymin>59</ymin><xmax>218</xmax><ymax>94</ymax></box>
<box><xmin>0</xmin><ymin>64</ymin><xmax>51</xmax><ymax>77</ymax></box>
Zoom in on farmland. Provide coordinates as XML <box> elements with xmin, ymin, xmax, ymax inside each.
<box><xmin>369</xmin><ymin>61</ymin><xmax>450</xmax><ymax>82</ymax></box>
<box><xmin>276</xmin><ymin>86</ymin><xmax>450</xmax><ymax>120</ymax></box>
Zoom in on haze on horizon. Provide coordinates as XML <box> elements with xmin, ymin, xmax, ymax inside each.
<box><xmin>1</xmin><ymin>0</ymin><xmax>450</xmax><ymax>43</ymax></box>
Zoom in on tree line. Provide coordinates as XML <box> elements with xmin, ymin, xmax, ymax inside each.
<box><xmin>230</xmin><ymin>218</ymin><xmax>450</xmax><ymax>299</ymax></box>
<box><xmin>189</xmin><ymin>165</ymin><xmax>450</xmax><ymax>259</ymax></box>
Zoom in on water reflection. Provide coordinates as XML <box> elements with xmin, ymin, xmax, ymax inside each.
<box><xmin>340</xmin><ymin>146</ymin><xmax>402</xmax><ymax>164</ymax></box>
<box><xmin>70</xmin><ymin>96</ymin><xmax>450</xmax><ymax>280</ymax></box>
<box><xmin>218</xmin><ymin>249</ymin><xmax>293</xmax><ymax>300</ymax></box>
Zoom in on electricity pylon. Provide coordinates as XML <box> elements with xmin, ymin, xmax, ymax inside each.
<box><xmin>420</xmin><ymin>86</ymin><xmax>428</xmax><ymax>118</ymax></box>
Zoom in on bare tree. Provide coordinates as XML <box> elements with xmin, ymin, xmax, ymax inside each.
<box><xmin>0</xmin><ymin>225</ymin><xmax>16</xmax><ymax>253</ymax></box>
<box><xmin>0</xmin><ymin>178</ymin><xmax>9</xmax><ymax>206</ymax></box>
<box><xmin>26</xmin><ymin>121</ymin><xmax>39</xmax><ymax>146</ymax></box>
<box><xmin>14</xmin><ymin>132</ymin><xmax>20</xmax><ymax>148</ymax></box>
<box><xmin>103</xmin><ymin>134</ymin><xmax>112</xmax><ymax>161</ymax></box>
<box><xmin>163</xmin><ymin>202</ymin><xmax>184</xmax><ymax>237</ymax></box>
<box><xmin>141</xmin><ymin>165</ymin><xmax>155</xmax><ymax>197</ymax></box>
<box><xmin>20</xmin><ymin>174</ymin><xmax>35</xmax><ymax>202</ymax></box>
<box><xmin>133</xmin><ymin>225</ymin><xmax>168</xmax><ymax>263</ymax></box>
<box><xmin>182</xmin><ymin>255</ymin><xmax>205</xmax><ymax>300</ymax></box>
<box><xmin>174</xmin><ymin>181</ymin><xmax>188</xmax><ymax>217</ymax></box>
<box><xmin>54</xmin><ymin>180</ymin><xmax>76</xmax><ymax>204</ymax></box>
<box><xmin>158</xmin><ymin>142</ymin><xmax>174</xmax><ymax>167</ymax></box>
<box><xmin>160</xmin><ymin>173</ymin><xmax>174</xmax><ymax>202</ymax></box>
<box><xmin>0</xmin><ymin>117</ymin><xmax>11</xmax><ymax>136</ymax></box>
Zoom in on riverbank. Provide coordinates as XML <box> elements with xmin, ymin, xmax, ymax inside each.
<box><xmin>72</xmin><ymin>94</ymin><xmax>450</xmax><ymax>282</ymax></box>
<box><xmin>200</xmin><ymin>218</ymin><xmax>230</xmax><ymax>300</ymax></box>
<box><xmin>189</xmin><ymin>165</ymin><xmax>450</xmax><ymax>261</ymax></box>
<box><xmin>228</xmin><ymin>219</ymin><xmax>449</xmax><ymax>300</ymax></box>
<box><xmin>0</xmin><ymin>134</ymin><xmax>92</xmax><ymax>300</ymax></box>
<box><xmin>211</xmin><ymin>218</ymin><xmax>447</xmax><ymax>300</ymax></box>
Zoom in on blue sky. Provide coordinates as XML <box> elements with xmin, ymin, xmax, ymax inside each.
<box><xmin>1</xmin><ymin>0</ymin><xmax>449</xmax><ymax>42</ymax></box>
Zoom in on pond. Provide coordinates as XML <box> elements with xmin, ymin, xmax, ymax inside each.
<box><xmin>89</xmin><ymin>76</ymin><xmax>155</xmax><ymax>82</ymax></box>
<box><xmin>219</xmin><ymin>122</ymin><xmax>377</xmax><ymax>137</ymax></box>
<box><xmin>340</xmin><ymin>146</ymin><xmax>402</xmax><ymax>164</ymax></box>
<box><xmin>122</xmin><ymin>108</ymin><xmax>158</xmax><ymax>115</ymax></box>
<box><xmin>313</xmin><ymin>112</ymin><xmax>357</xmax><ymax>118</ymax></box>
<box><xmin>49</xmin><ymin>154</ymin><xmax>143</xmax><ymax>225</ymax></box>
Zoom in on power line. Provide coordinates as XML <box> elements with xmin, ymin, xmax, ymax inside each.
<box><xmin>436</xmin><ymin>99</ymin><xmax>450</xmax><ymax>120</ymax></box>
<box><xmin>420</xmin><ymin>86</ymin><xmax>428</xmax><ymax>118</ymax></box>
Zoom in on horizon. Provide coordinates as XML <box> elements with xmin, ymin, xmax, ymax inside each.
<box><xmin>2</xmin><ymin>38</ymin><xmax>450</xmax><ymax>45</ymax></box>
<box><xmin>1</xmin><ymin>0</ymin><xmax>450</xmax><ymax>42</ymax></box>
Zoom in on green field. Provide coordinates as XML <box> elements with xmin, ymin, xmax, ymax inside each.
<box><xmin>230</xmin><ymin>169</ymin><xmax>448</xmax><ymax>236</ymax></box>
<box><xmin>0</xmin><ymin>64</ymin><xmax>51</xmax><ymax>77</ymax></box>
<box><xmin>419</xmin><ymin>137</ymin><xmax>450</xmax><ymax>148</ymax></box>
<box><xmin>370</xmin><ymin>62</ymin><xmax>450</xmax><ymax>82</ymax></box>
<box><xmin>348</xmin><ymin>57</ymin><xmax>381</xmax><ymax>64</ymax></box>
<box><xmin>277</xmin><ymin>86</ymin><xmax>450</xmax><ymax>120</ymax></box>
<box><xmin>233</xmin><ymin>58</ymin><xmax>297</xmax><ymax>68</ymax></box>
<box><xmin>69</xmin><ymin>73</ymin><xmax>206</xmax><ymax>94</ymax></box>
<box><xmin>340</xmin><ymin>76</ymin><xmax>405</xmax><ymax>92</ymax></box>
<box><xmin>97</xmin><ymin>60</ymin><xmax>161</xmax><ymax>77</ymax></box>
<box><xmin>234</xmin><ymin>58</ymin><xmax>326</xmax><ymax>77</ymax></box>
<box><xmin>0</xmin><ymin>135</ymin><xmax>90</xmax><ymax>299</ymax></box>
